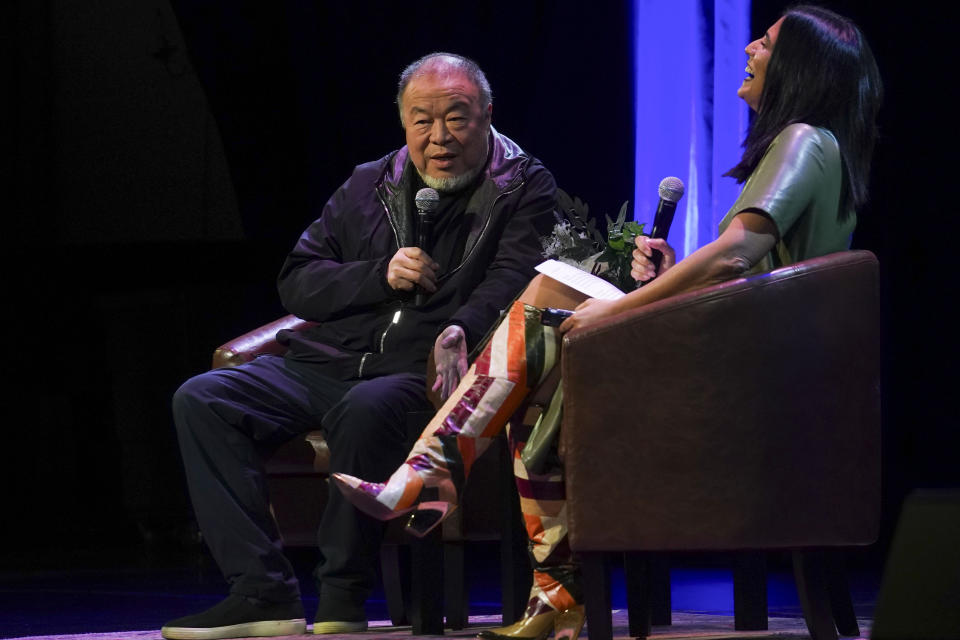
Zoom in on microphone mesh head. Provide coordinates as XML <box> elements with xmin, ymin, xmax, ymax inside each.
<box><xmin>658</xmin><ymin>177</ymin><xmax>685</xmax><ymax>203</ymax></box>
<box><xmin>415</xmin><ymin>188</ymin><xmax>440</xmax><ymax>213</ymax></box>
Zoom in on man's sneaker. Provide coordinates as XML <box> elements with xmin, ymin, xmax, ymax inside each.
<box><xmin>161</xmin><ymin>594</ymin><xmax>306</xmax><ymax>639</ymax></box>
<box><xmin>312</xmin><ymin>620</ymin><xmax>368</xmax><ymax>634</ymax></box>
<box><xmin>312</xmin><ymin>585</ymin><xmax>367</xmax><ymax>635</ymax></box>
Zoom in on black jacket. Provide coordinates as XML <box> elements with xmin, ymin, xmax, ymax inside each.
<box><xmin>276</xmin><ymin>127</ymin><xmax>556</xmax><ymax>380</ymax></box>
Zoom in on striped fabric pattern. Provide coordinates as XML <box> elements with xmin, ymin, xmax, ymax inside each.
<box><xmin>334</xmin><ymin>300</ymin><xmax>580</xmax><ymax>612</ymax></box>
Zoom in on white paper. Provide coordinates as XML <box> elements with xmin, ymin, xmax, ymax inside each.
<box><xmin>535</xmin><ymin>259</ymin><xmax>625</xmax><ymax>300</ymax></box>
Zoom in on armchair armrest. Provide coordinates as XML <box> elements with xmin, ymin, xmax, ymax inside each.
<box><xmin>211</xmin><ymin>313</ymin><xmax>446</xmax><ymax>410</ymax></box>
<box><xmin>212</xmin><ymin>314</ymin><xmax>317</xmax><ymax>369</ymax></box>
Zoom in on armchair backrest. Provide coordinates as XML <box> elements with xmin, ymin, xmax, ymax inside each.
<box><xmin>560</xmin><ymin>250</ymin><xmax>881</xmax><ymax>552</ymax></box>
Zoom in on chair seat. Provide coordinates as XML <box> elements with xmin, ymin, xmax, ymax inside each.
<box><xmin>265</xmin><ymin>431</ymin><xmax>330</xmax><ymax>475</ymax></box>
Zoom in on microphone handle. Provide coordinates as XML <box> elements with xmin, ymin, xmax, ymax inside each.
<box><xmin>649</xmin><ymin>243</ymin><xmax>665</xmax><ymax>274</ymax></box>
<box><xmin>414</xmin><ymin>215</ymin><xmax>432</xmax><ymax>306</ymax></box>
<box><xmin>642</xmin><ymin>199</ymin><xmax>678</xmax><ymax>281</ymax></box>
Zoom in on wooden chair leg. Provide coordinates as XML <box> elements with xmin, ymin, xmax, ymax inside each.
<box><xmin>625</xmin><ymin>552</ymin><xmax>670</xmax><ymax>635</ymax></box>
<box><xmin>650</xmin><ymin>554</ymin><xmax>671</xmax><ymax>626</ymax></box>
<box><xmin>380</xmin><ymin>543</ymin><xmax>410</xmax><ymax>626</ymax></box>
<box><xmin>624</xmin><ymin>552</ymin><xmax>652</xmax><ymax>638</ymax></box>
<box><xmin>793</xmin><ymin>550</ymin><xmax>838</xmax><ymax>640</ymax></box>
<box><xmin>825</xmin><ymin>550</ymin><xmax>860</xmax><ymax>637</ymax></box>
<box><xmin>499</xmin><ymin>437</ymin><xmax>531</xmax><ymax>624</ymax></box>
<box><xmin>410</xmin><ymin>529</ymin><xmax>445</xmax><ymax>635</ymax></box>
<box><xmin>402</xmin><ymin>410</ymin><xmax>445</xmax><ymax>634</ymax></box>
<box><xmin>581</xmin><ymin>552</ymin><xmax>613</xmax><ymax>640</ymax></box>
<box><xmin>733</xmin><ymin>551</ymin><xmax>768</xmax><ymax>631</ymax></box>
<box><xmin>444</xmin><ymin>541</ymin><xmax>468</xmax><ymax>630</ymax></box>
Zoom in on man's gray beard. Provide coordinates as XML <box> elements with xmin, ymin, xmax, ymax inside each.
<box><xmin>417</xmin><ymin>162</ymin><xmax>484</xmax><ymax>194</ymax></box>
<box><xmin>418</xmin><ymin>131</ymin><xmax>490</xmax><ymax>193</ymax></box>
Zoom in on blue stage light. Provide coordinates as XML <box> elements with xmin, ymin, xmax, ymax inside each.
<box><xmin>632</xmin><ymin>0</ymin><xmax>749</xmax><ymax>259</ymax></box>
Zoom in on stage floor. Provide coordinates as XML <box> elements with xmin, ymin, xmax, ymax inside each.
<box><xmin>0</xmin><ymin>543</ymin><xmax>879</xmax><ymax>640</ymax></box>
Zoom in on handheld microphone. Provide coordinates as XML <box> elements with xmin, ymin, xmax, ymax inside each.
<box><xmin>644</xmin><ymin>176</ymin><xmax>685</xmax><ymax>278</ymax></box>
<box><xmin>414</xmin><ymin>188</ymin><xmax>439</xmax><ymax>306</ymax></box>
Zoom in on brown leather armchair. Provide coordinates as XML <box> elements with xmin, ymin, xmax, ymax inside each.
<box><xmin>560</xmin><ymin>250</ymin><xmax>881</xmax><ymax>640</ymax></box>
<box><xmin>211</xmin><ymin>313</ymin><xmax>531</xmax><ymax>633</ymax></box>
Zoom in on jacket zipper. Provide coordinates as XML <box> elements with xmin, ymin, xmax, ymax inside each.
<box><xmin>376</xmin><ymin>187</ymin><xmax>403</xmax><ymax>252</ymax></box>
<box><xmin>358</xmin><ymin>308</ymin><xmax>402</xmax><ymax>378</ymax></box>
<box><xmin>380</xmin><ymin>309</ymin><xmax>403</xmax><ymax>351</ymax></box>
<box><xmin>358</xmin><ymin>352</ymin><xmax>370</xmax><ymax>378</ymax></box>
<box><xmin>360</xmin><ymin>187</ymin><xmax>403</xmax><ymax>378</ymax></box>
<box><xmin>443</xmin><ymin>175</ymin><xmax>526</xmax><ymax>281</ymax></box>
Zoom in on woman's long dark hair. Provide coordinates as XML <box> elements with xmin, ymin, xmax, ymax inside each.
<box><xmin>726</xmin><ymin>5</ymin><xmax>883</xmax><ymax>216</ymax></box>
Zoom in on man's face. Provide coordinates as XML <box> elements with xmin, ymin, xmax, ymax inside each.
<box><xmin>401</xmin><ymin>69</ymin><xmax>492</xmax><ymax>190</ymax></box>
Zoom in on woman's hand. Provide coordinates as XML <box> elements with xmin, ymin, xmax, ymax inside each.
<box><xmin>558</xmin><ymin>298</ymin><xmax>621</xmax><ymax>334</ymax></box>
<box><xmin>632</xmin><ymin>236</ymin><xmax>676</xmax><ymax>282</ymax></box>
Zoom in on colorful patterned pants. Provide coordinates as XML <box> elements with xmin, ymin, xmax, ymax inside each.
<box><xmin>405</xmin><ymin>300</ymin><xmax>580</xmax><ymax>613</ymax></box>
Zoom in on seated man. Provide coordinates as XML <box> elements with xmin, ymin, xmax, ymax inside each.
<box><xmin>162</xmin><ymin>52</ymin><xmax>556</xmax><ymax>640</ymax></box>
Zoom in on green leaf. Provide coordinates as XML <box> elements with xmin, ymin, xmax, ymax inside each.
<box><xmin>542</xmin><ymin>191</ymin><xmax>642</xmax><ymax>290</ymax></box>
<box><xmin>614</xmin><ymin>201</ymin><xmax>628</xmax><ymax>227</ymax></box>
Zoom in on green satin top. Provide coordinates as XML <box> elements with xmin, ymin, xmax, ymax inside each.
<box><xmin>719</xmin><ymin>123</ymin><xmax>855</xmax><ymax>275</ymax></box>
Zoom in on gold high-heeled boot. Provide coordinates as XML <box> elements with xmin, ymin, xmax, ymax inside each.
<box><xmin>477</xmin><ymin>600</ymin><xmax>584</xmax><ymax>640</ymax></box>
<box><xmin>552</xmin><ymin>605</ymin><xmax>586</xmax><ymax>640</ymax></box>
<box><xmin>477</xmin><ymin>598</ymin><xmax>559</xmax><ymax>640</ymax></box>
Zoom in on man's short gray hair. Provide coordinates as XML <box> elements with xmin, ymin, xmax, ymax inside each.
<box><xmin>396</xmin><ymin>52</ymin><xmax>493</xmax><ymax>125</ymax></box>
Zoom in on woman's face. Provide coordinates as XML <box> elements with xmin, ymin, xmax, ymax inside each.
<box><xmin>737</xmin><ymin>17</ymin><xmax>784</xmax><ymax>111</ymax></box>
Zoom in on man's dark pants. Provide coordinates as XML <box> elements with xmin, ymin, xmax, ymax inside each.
<box><xmin>172</xmin><ymin>354</ymin><xmax>431</xmax><ymax>617</ymax></box>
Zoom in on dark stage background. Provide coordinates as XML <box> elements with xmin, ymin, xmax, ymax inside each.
<box><xmin>4</xmin><ymin>0</ymin><xmax>956</xmax><ymax>579</ymax></box>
